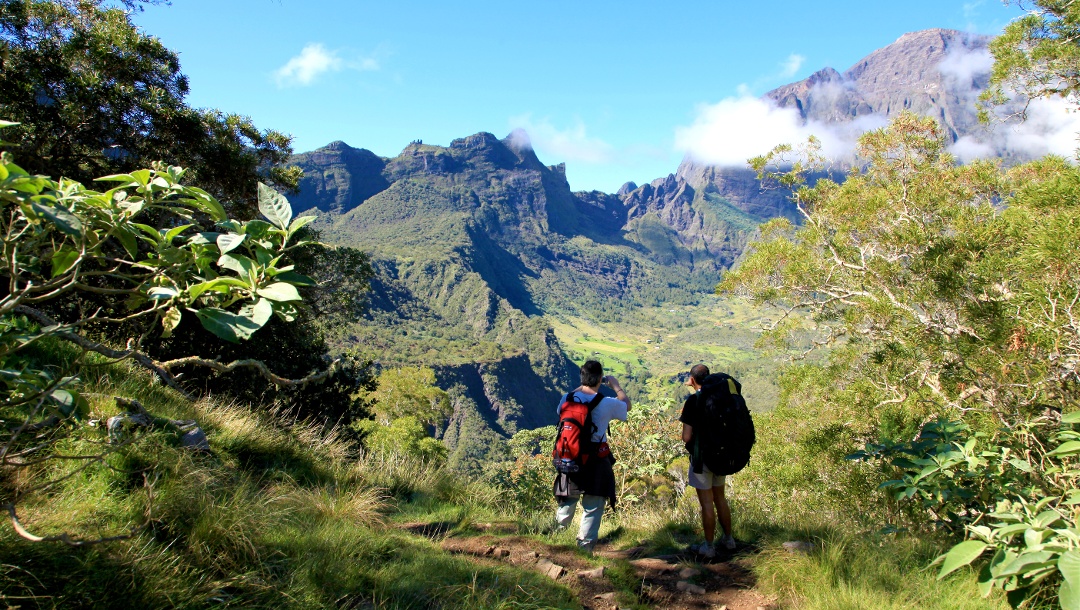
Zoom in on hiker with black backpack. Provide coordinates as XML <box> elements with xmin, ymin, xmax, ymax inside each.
<box><xmin>552</xmin><ymin>360</ymin><xmax>631</xmax><ymax>552</ymax></box>
<box><xmin>680</xmin><ymin>364</ymin><xmax>756</xmax><ymax>558</ymax></box>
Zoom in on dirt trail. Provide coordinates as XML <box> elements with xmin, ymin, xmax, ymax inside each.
<box><xmin>402</xmin><ymin>523</ymin><xmax>776</xmax><ymax>610</ymax></box>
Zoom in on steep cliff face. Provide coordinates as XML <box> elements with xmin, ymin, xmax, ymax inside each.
<box><xmin>290</xmin><ymin>141</ymin><xmax>389</xmax><ymax>214</ymax></box>
<box><xmin>765</xmin><ymin>29</ymin><xmax>992</xmax><ymax>142</ymax></box>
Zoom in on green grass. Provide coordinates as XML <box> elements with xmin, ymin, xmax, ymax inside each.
<box><xmin>0</xmin><ymin>353</ymin><xmax>578</xmax><ymax>610</ymax></box>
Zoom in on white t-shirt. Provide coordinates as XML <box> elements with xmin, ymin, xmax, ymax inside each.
<box><xmin>555</xmin><ymin>390</ymin><xmax>628</xmax><ymax>443</ymax></box>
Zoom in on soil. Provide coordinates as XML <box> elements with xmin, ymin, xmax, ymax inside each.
<box><xmin>400</xmin><ymin>522</ymin><xmax>777</xmax><ymax>610</ymax></box>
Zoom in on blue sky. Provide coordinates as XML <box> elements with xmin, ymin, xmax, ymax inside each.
<box><xmin>135</xmin><ymin>1</ymin><xmax>1022</xmax><ymax>192</ymax></box>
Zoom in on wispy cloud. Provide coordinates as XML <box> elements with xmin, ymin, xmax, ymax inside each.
<box><xmin>274</xmin><ymin>43</ymin><xmax>380</xmax><ymax>88</ymax></box>
<box><xmin>779</xmin><ymin>53</ymin><xmax>806</xmax><ymax>79</ymax></box>
<box><xmin>507</xmin><ymin>114</ymin><xmax>615</xmax><ymax>164</ymax></box>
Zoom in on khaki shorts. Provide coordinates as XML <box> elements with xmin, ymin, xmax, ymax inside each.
<box><xmin>688</xmin><ymin>463</ymin><xmax>727</xmax><ymax>490</ymax></box>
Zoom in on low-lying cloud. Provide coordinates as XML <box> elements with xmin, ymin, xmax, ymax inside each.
<box><xmin>507</xmin><ymin>114</ymin><xmax>615</xmax><ymax>164</ymax></box>
<box><xmin>274</xmin><ymin>43</ymin><xmax>379</xmax><ymax>88</ymax></box>
<box><xmin>673</xmin><ymin>95</ymin><xmax>885</xmax><ymax>167</ymax></box>
<box><xmin>676</xmin><ymin>41</ymin><xmax>1080</xmax><ymax>168</ymax></box>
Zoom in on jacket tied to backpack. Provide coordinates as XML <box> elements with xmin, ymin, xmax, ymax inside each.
<box><xmin>687</xmin><ymin>373</ymin><xmax>755</xmax><ymax>476</ymax></box>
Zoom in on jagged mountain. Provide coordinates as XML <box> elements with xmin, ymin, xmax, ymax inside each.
<box><xmin>293</xmin><ymin>132</ymin><xmax>749</xmax><ymax>470</ymax></box>
<box><xmin>292</xmin><ymin>28</ymin><xmax>1011</xmax><ymax>470</ymax></box>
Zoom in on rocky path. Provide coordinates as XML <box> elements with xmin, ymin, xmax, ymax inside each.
<box><xmin>403</xmin><ymin>523</ymin><xmax>777</xmax><ymax>610</ymax></box>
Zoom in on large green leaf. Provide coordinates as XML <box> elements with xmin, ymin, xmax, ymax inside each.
<box><xmin>272</xmin><ymin>270</ymin><xmax>317</xmax><ymax>286</ymax></box>
<box><xmin>192</xmin><ymin>307</ymin><xmax>263</xmax><ymax>343</ymax></box>
<box><xmin>256</xmin><ymin>282</ymin><xmax>301</xmax><ymax>302</ymax></box>
<box><xmin>239</xmin><ymin>298</ymin><xmax>273</xmax><ymax>328</ymax></box>
<box><xmin>258</xmin><ymin>182</ymin><xmax>292</xmax><ymax>230</ymax></box>
<box><xmin>179</xmin><ymin>187</ymin><xmax>226</xmax><ymax>221</ymax></box>
<box><xmin>1062</xmin><ymin>412</ymin><xmax>1080</xmax><ymax>424</ymax></box>
<box><xmin>938</xmin><ymin>540</ymin><xmax>988</xmax><ymax>579</ymax></box>
<box><xmin>1049</xmin><ymin>441</ymin><xmax>1080</xmax><ymax>457</ymax></box>
<box><xmin>1061</xmin><ymin>550</ymin><xmax>1080</xmax><ymax>610</ymax></box>
<box><xmin>1061</xmin><ymin>550</ymin><xmax>1080</xmax><ymax>586</ymax></box>
<box><xmin>147</xmin><ymin>286</ymin><xmax>179</xmax><ymax>300</ymax></box>
<box><xmin>996</xmin><ymin>551</ymin><xmax>1056</xmax><ymax>578</ymax></box>
<box><xmin>114</xmin><ymin>225</ymin><xmax>139</xmax><ymax>258</ymax></box>
<box><xmin>50</xmin><ymin>246</ymin><xmax>79</xmax><ymax>278</ymax></box>
<box><xmin>216</xmin><ymin>233</ymin><xmax>246</xmax><ymax>255</ymax></box>
<box><xmin>30</xmin><ymin>201</ymin><xmax>82</xmax><ymax>237</ymax></box>
<box><xmin>187</xmin><ymin>277</ymin><xmax>249</xmax><ymax>301</ymax></box>
<box><xmin>217</xmin><ymin>253</ymin><xmax>257</xmax><ymax>280</ymax></box>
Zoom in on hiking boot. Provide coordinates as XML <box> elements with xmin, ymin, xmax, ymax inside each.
<box><xmin>690</xmin><ymin>541</ymin><xmax>715</xmax><ymax>558</ymax></box>
<box><xmin>720</xmin><ymin>535</ymin><xmax>737</xmax><ymax>551</ymax></box>
<box><xmin>577</xmin><ymin>538</ymin><xmax>596</xmax><ymax>552</ymax></box>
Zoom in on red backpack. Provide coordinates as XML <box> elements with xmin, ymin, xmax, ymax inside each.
<box><xmin>552</xmin><ymin>392</ymin><xmax>607</xmax><ymax>473</ymax></box>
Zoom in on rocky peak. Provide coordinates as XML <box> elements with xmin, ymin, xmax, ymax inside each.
<box><xmin>764</xmin><ymin>28</ymin><xmax>992</xmax><ymax>142</ymax></box>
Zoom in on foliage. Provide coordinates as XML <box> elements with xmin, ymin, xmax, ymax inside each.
<box><xmin>355</xmin><ymin>415</ymin><xmax>448</xmax><ymax>465</ymax></box>
<box><xmin>853</xmin><ymin>415</ymin><xmax>1080</xmax><ymax>606</ymax></box>
<box><xmin>362</xmin><ymin>365</ymin><xmax>452</xmax><ymax>428</ymax></box>
<box><xmin>0</xmin><ymin>127</ymin><xmax>330</xmax><ymax>540</ymax></box>
<box><xmin>982</xmin><ymin>0</ymin><xmax>1080</xmax><ymax>119</ymax></box>
<box><xmin>485</xmin><ymin>425</ymin><xmax>556</xmax><ymax>513</ymax></box>
<box><xmin>608</xmin><ymin>400</ymin><xmax>685</xmax><ymax>507</ymax></box>
<box><xmin>724</xmin><ymin>113</ymin><xmax>1080</xmax><ymax>606</ymax></box>
<box><xmin>0</xmin><ymin>0</ymin><xmax>300</xmax><ymax>219</ymax></box>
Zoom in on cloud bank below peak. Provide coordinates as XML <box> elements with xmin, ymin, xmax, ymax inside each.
<box><xmin>674</xmin><ymin>39</ymin><xmax>1080</xmax><ymax>169</ymax></box>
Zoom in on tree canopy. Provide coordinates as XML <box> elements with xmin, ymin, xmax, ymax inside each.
<box><xmin>0</xmin><ymin>0</ymin><xmax>300</xmax><ymax>219</ymax></box>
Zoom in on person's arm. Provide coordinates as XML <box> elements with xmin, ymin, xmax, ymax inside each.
<box><xmin>604</xmin><ymin>376</ymin><xmax>631</xmax><ymax>412</ymax></box>
<box><xmin>682</xmin><ymin>423</ymin><xmax>693</xmax><ymax>444</ymax></box>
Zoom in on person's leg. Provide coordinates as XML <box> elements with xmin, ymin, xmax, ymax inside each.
<box><xmin>578</xmin><ymin>494</ymin><xmax>606</xmax><ymax>548</ymax></box>
<box><xmin>556</xmin><ymin>496</ymin><xmax>578</xmax><ymax>529</ymax></box>
<box><xmin>694</xmin><ymin>487</ymin><xmax>716</xmax><ymax>544</ymax></box>
<box><xmin>713</xmin><ymin>481</ymin><xmax>732</xmax><ymax>539</ymax></box>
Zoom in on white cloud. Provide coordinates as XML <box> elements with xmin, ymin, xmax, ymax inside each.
<box><xmin>780</xmin><ymin>54</ymin><xmax>806</xmax><ymax>79</ymax></box>
<box><xmin>673</xmin><ymin>95</ymin><xmax>885</xmax><ymax>167</ymax></box>
<box><xmin>937</xmin><ymin>45</ymin><xmax>992</xmax><ymax>89</ymax></box>
<box><xmin>955</xmin><ymin>96</ymin><xmax>1080</xmax><ymax>161</ymax></box>
<box><xmin>274</xmin><ymin>44</ymin><xmax>380</xmax><ymax>88</ymax></box>
<box><xmin>507</xmin><ymin>114</ymin><xmax>614</xmax><ymax>164</ymax></box>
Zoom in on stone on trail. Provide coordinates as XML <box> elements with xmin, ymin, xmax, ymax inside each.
<box><xmin>577</xmin><ymin>566</ymin><xmax>604</xmax><ymax>579</ymax></box>
<box><xmin>629</xmin><ymin>557</ymin><xmax>677</xmax><ymax>573</ymax></box>
<box><xmin>594</xmin><ymin>592</ymin><xmax>616</xmax><ymax>600</ymax></box>
<box><xmin>782</xmin><ymin>541</ymin><xmax>816</xmax><ymax>554</ymax></box>
<box><xmin>536</xmin><ymin>558</ymin><xmax>565</xmax><ymax>580</ymax></box>
<box><xmin>675</xmin><ymin>580</ymin><xmax>706</xmax><ymax>594</ymax></box>
<box><xmin>493</xmin><ymin>547</ymin><xmax>510</xmax><ymax>557</ymax></box>
<box><xmin>678</xmin><ymin>567</ymin><xmax>701</xmax><ymax>578</ymax></box>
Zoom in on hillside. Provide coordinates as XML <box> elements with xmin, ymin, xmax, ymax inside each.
<box><xmin>290</xmin><ymin>131</ymin><xmax>762</xmax><ymax>469</ymax></box>
<box><xmin>287</xmin><ymin>28</ymin><xmax>1021</xmax><ymax>469</ymax></box>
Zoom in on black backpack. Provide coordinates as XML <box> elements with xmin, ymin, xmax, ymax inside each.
<box><xmin>690</xmin><ymin>373</ymin><xmax>755</xmax><ymax>476</ymax></box>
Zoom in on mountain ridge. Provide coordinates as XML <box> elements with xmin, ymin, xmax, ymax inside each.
<box><xmin>289</xmin><ymin>27</ymin><xmax>1013</xmax><ymax>470</ymax></box>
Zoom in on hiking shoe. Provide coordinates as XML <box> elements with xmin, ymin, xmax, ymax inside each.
<box><xmin>690</xmin><ymin>541</ymin><xmax>715</xmax><ymax>558</ymax></box>
<box><xmin>577</xmin><ymin>538</ymin><xmax>596</xmax><ymax>552</ymax></box>
<box><xmin>720</xmin><ymin>535</ymin><xmax>737</xmax><ymax>551</ymax></box>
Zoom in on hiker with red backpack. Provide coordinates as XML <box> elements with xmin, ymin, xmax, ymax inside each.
<box><xmin>552</xmin><ymin>360</ymin><xmax>631</xmax><ymax>551</ymax></box>
<box><xmin>680</xmin><ymin>363</ymin><xmax>756</xmax><ymax>558</ymax></box>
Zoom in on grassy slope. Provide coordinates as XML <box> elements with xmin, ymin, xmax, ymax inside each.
<box><xmin>0</xmin><ymin>342</ymin><xmax>1009</xmax><ymax>609</ymax></box>
<box><xmin>0</xmin><ymin>346</ymin><xmax>575</xmax><ymax>609</ymax></box>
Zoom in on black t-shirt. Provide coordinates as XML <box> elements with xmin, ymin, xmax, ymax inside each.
<box><xmin>679</xmin><ymin>393</ymin><xmax>700</xmax><ymax>429</ymax></box>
